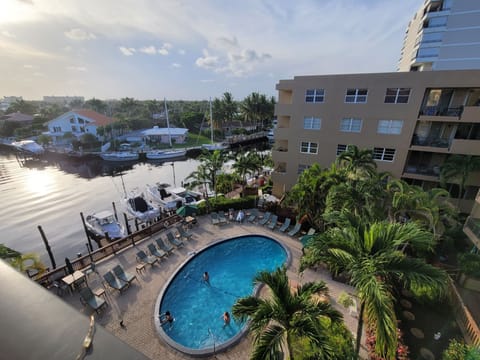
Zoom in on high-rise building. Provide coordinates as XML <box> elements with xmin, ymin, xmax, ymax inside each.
<box><xmin>272</xmin><ymin>70</ymin><xmax>480</xmax><ymax>213</ymax></box>
<box><xmin>398</xmin><ymin>0</ymin><xmax>480</xmax><ymax>72</ymax></box>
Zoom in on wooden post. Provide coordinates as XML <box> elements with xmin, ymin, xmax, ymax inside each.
<box><xmin>37</xmin><ymin>225</ymin><xmax>56</xmax><ymax>269</ymax></box>
<box><xmin>80</xmin><ymin>212</ymin><xmax>94</xmax><ymax>252</ymax></box>
<box><xmin>134</xmin><ymin>218</ymin><xmax>140</xmax><ymax>232</ymax></box>
<box><xmin>123</xmin><ymin>213</ymin><xmax>131</xmax><ymax>235</ymax></box>
<box><xmin>112</xmin><ymin>202</ymin><xmax>118</xmax><ymax>221</ymax></box>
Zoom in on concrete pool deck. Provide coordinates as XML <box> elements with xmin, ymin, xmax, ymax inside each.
<box><xmin>57</xmin><ymin>213</ymin><xmax>366</xmax><ymax>359</ymax></box>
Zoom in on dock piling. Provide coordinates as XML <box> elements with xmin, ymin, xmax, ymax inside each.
<box><xmin>37</xmin><ymin>225</ymin><xmax>56</xmax><ymax>269</ymax></box>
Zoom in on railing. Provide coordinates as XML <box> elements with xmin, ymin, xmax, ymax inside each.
<box><xmin>403</xmin><ymin>164</ymin><xmax>440</xmax><ymax>177</ymax></box>
<box><xmin>448</xmin><ymin>277</ymin><xmax>480</xmax><ymax>346</ymax></box>
<box><xmin>35</xmin><ymin>214</ymin><xmax>182</xmax><ymax>286</ymax></box>
<box><xmin>464</xmin><ymin>217</ymin><xmax>480</xmax><ymax>240</ymax></box>
<box><xmin>411</xmin><ymin>136</ymin><xmax>450</xmax><ymax>148</ymax></box>
<box><xmin>419</xmin><ymin>106</ymin><xmax>463</xmax><ymax>117</ymax></box>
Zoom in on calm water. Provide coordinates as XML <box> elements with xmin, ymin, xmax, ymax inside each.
<box><xmin>158</xmin><ymin>235</ymin><xmax>287</xmax><ymax>349</ymax></box>
<box><xmin>0</xmin><ymin>151</ymin><xmax>199</xmax><ymax>266</ymax></box>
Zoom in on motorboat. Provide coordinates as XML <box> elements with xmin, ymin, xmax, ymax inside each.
<box><xmin>145</xmin><ymin>149</ymin><xmax>186</xmax><ymax>160</ymax></box>
<box><xmin>85</xmin><ymin>210</ymin><xmax>126</xmax><ymax>240</ymax></box>
<box><xmin>169</xmin><ymin>186</ymin><xmax>203</xmax><ymax>205</ymax></box>
<box><xmin>125</xmin><ymin>192</ymin><xmax>160</xmax><ymax>222</ymax></box>
<box><xmin>11</xmin><ymin>140</ymin><xmax>44</xmax><ymax>155</ymax></box>
<box><xmin>100</xmin><ymin>151</ymin><xmax>139</xmax><ymax>162</ymax></box>
<box><xmin>146</xmin><ymin>183</ymin><xmax>185</xmax><ymax>211</ymax></box>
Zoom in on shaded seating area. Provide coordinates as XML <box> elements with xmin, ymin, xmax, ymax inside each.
<box><xmin>278</xmin><ymin>218</ymin><xmax>291</xmax><ymax>232</ymax></box>
<box><xmin>176</xmin><ymin>225</ymin><xmax>192</xmax><ymax>241</ymax></box>
<box><xmin>166</xmin><ymin>232</ymin><xmax>184</xmax><ymax>247</ymax></box>
<box><xmin>247</xmin><ymin>209</ymin><xmax>258</xmax><ymax>223</ymax></box>
<box><xmin>288</xmin><ymin>222</ymin><xmax>302</xmax><ymax>237</ymax></box>
<box><xmin>259</xmin><ymin>212</ymin><xmax>272</xmax><ymax>225</ymax></box>
<box><xmin>79</xmin><ymin>287</ymin><xmax>107</xmax><ymax>313</ymax></box>
<box><xmin>112</xmin><ymin>265</ymin><xmax>137</xmax><ymax>285</ymax></box>
<box><xmin>155</xmin><ymin>237</ymin><xmax>174</xmax><ymax>254</ymax></box>
<box><xmin>136</xmin><ymin>250</ymin><xmax>159</xmax><ymax>267</ymax></box>
<box><xmin>103</xmin><ymin>271</ymin><xmax>129</xmax><ymax>293</ymax></box>
<box><xmin>148</xmin><ymin>243</ymin><xmax>167</xmax><ymax>260</ymax></box>
<box><xmin>267</xmin><ymin>215</ymin><xmax>278</xmax><ymax>230</ymax></box>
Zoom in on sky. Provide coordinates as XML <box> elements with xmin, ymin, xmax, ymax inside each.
<box><xmin>0</xmin><ymin>0</ymin><xmax>423</xmax><ymax>101</ymax></box>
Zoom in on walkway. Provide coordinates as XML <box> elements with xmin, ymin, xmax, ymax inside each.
<box><xmin>57</xmin><ymin>212</ymin><xmax>366</xmax><ymax>359</ymax></box>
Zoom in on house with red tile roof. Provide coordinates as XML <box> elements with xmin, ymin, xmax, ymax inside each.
<box><xmin>44</xmin><ymin>110</ymin><xmax>118</xmax><ymax>144</ymax></box>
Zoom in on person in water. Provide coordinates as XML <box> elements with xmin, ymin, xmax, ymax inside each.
<box><xmin>160</xmin><ymin>311</ymin><xmax>174</xmax><ymax>327</ymax></box>
<box><xmin>223</xmin><ymin>311</ymin><xmax>230</xmax><ymax>326</ymax></box>
<box><xmin>203</xmin><ymin>271</ymin><xmax>210</xmax><ymax>284</ymax></box>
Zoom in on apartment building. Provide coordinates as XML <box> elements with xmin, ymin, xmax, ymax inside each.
<box><xmin>272</xmin><ymin>70</ymin><xmax>480</xmax><ymax>212</ymax></box>
<box><xmin>398</xmin><ymin>0</ymin><xmax>480</xmax><ymax>72</ymax></box>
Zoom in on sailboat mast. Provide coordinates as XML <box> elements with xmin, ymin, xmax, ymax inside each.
<box><xmin>164</xmin><ymin>98</ymin><xmax>172</xmax><ymax>148</ymax></box>
<box><xmin>209</xmin><ymin>97</ymin><xmax>213</xmax><ymax>144</ymax></box>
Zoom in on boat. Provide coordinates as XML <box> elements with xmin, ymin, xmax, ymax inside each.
<box><xmin>85</xmin><ymin>210</ymin><xmax>126</xmax><ymax>240</ymax></box>
<box><xmin>100</xmin><ymin>151</ymin><xmax>139</xmax><ymax>162</ymax></box>
<box><xmin>145</xmin><ymin>149</ymin><xmax>186</xmax><ymax>160</ymax></box>
<box><xmin>202</xmin><ymin>98</ymin><xmax>230</xmax><ymax>151</ymax></box>
<box><xmin>169</xmin><ymin>186</ymin><xmax>203</xmax><ymax>205</ymax></box>
<box><xmin>125</xmin><ymin>192</ymin><xmax>160</xmax><ymax>222</ymax></box>
<box><xmin>145</xmin><ymin>182</ymin><xmax>185</xmax><ymax>211</ymax></box>
<box><xmin>11</xmin><ymin>140</ymin><xmax>44</xmax><ymax>155</ymax></box>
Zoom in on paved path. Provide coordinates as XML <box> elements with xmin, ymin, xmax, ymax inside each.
<box><xmin>59</xmin><ymin>212</ymin><xmax>366</xmax><ymax>359</ymax></box>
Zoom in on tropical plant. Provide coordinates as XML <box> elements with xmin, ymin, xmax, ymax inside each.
<box><xmin>0</xmin><ymin>244</ymin><xmax>47</xmax><ymax>278</ymax></box>
<box><xmin>336</xmin><ymin>145</ymin><xmax>377</xmax><ymax>179</ymax></box>
<box><xmin>301</xmin><ymin>220</ymin><xmax>447</xmax><ymax>359</ymax></box>
<box><xmin>37</xmin><ymin>134</ymin><xmax>52</xmax><ymax>146</ymax></box>
<box><xmin>84</xmin><ymin>97</ymin><xmax>107</xmax><ymax>113</ymax></box>
<box><xmin>6</xmin><ymin>99</ymin><xmax>37</xmax><ymax>115</ymax></box>
<box><xmin>232</xmin><ymin>267</ymin><xmax>343</xmax><ymax>360</ymax></box>
<box><xmin>442</xmin><ymin>339</ymin><xmax>480</xmax><ymax>360</ymax></box>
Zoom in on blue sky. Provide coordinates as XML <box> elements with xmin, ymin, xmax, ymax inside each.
<box><xmin>0</xmin><ymin>0</ymin><xmax>422</xmax><ymax>101</ymax></box>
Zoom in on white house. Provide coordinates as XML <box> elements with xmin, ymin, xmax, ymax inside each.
<box><xmin>44</xmin><ymin>110</ymin><xmax>117</xmax><ymax>144</ymax></box>
<box><xmin>142</xmin><ymin>126</ymin><xmax>188</xmax><ymax>144</ymax></box>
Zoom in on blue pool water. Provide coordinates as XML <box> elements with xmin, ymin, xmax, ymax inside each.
<box><xmin>158</xmin><ymin>235</ymin><xmax>287</xmax><ymax>350</ymax></box>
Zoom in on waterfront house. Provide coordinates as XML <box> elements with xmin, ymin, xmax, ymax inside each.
<box><xmin>142</xmin><ymin>126</ymin><xmax>188</xmax><ymax>144</ymax></box>
<box><xmin>44</xmin><ymin>109</ymin><xmax>118</xmax><ymax>145</ymax></box>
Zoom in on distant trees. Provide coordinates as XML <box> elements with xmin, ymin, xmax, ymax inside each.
<box><xmin>240</xmin><ymin>92</ymin><xmax>275</xmax><ymax>129</ymax></box>
<box><xmin>84</xmin><ymin>98</ymin><xmax>107</xmax><ymax>114</ymax></box>
<box><xmin>6</xmin><ymin>99</ymin><xmax>36</xmax><ymax>115</ymax></box>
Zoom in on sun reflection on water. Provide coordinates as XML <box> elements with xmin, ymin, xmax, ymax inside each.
<box><xmin>23</xmin><ymin>169</ymin><xmax>56</xmax><ymax>196</ymax></box>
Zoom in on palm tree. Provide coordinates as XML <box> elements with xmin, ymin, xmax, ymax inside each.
<box><xmin>440</xmin><ymin>155</ymin><xmax>480</xmax><ymax>202</ymax></box>
<box><xmin>301</xmin><ymin>220</ymin><xmax>447</xmax><ymax>359</ymax></box>
<box><xmin>336</xmin><ymin>145</ymin><xmax>377</xmax><ymax>179</ymax></box>
<box><xmin>232</xmin><ymin>267</ymin><xmax>342</xmax><ymax>360</ymax></box>
<box><xmin>193</xmin><ymin>150</ymin><xmax>226</xmax><ymax>198</ymax></box>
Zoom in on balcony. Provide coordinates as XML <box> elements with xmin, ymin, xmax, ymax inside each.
<box><xmin>419</xmin><ymin>106</ymin><xmax>463</xmax><ymax>117</ymax></box>
<box><xmin>403</xmin><ymin>164</ymin><xmax>441</xmax><ymax>178</ymax></box>
<box><xmin>464</xmin><ymin>217</ymin><xmax>480</xmax><ymax>249</ymax></box>
<box><xmin>275</xmin><ymin>103</ymin><xmax>292</xmax><ymax>116</ymax></box>
<box><xmin>450</xmin><ymin>139</ymin><xmax>480</xmax><ymax>156</ymax></box>
<box><xmin>461</xmin><ymin>106</ymin><xmax>480</xmax><ymax>123</ymax></box>
<box><xmin>411</xmin><ymin>135</ymin><xmax>450</xmax><ymax>149</ymax></box>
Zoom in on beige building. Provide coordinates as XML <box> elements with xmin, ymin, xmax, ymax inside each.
<box><xmin>272</xmin><ymin>70</ymin><xmax>480</xmax><ymax>212</ymax></box>
<box><xmin>398</xmin><ymin>0</ymin><xmax>480</xmax><ymax>72</ymax></box>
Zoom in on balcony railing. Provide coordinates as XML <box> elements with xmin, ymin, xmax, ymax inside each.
<box><xmin>419</xmin><ymin>106</ymin><xmax>463</xmax><ymax>117</ymax></box>
<box><xmin>404</xmin><ymin>164</ymin><xmax>441</xmax><ymax>177</ymax></box>
<box><xmin>411</xmin><ymin>135</ymin><xmax>450</xmax><ymax>148</ymax></box>
<box><xmin>464</xmin><ymin>217</ymin><xmax>480</xmax><ymax>241</ymax></box>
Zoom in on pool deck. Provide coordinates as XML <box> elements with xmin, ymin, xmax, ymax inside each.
<box><xmin>57</xmin><ymin>212</ymin><xmax>366</xmax><ymax>359</ymax></box>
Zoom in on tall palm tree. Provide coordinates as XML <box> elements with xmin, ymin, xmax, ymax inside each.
<box><xmin>440</xmin><ymin>155</ymin><xmax>480</xmax><ymax>202</ymax></box>
<box><xmin>301</xmin><ymin>220</ymin><xmax>447</xmax><ymax>359</ymax></box>
<box><xmin>232</xmin><ymin>267</ymin><xmax>342</xmax><ymax>360</ymax></box>
<box><xmin>336</xmin><ymin>145</ymin><xmax>377</xmax><ymax>179</ymax></box>
<box><xmin>197</xmin><ymin>149</ymin><xmax>226</xmax><ymax>197</ymax></box>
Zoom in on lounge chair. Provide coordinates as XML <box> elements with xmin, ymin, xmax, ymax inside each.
<box><xmin>210</xmin><ymin>212</ymin><xmax>220</xmax><ymax>225</ymax></box>
<box><xmin>267</xmin><ymin>215</ymin><xmax>278</xmax><ymax>230</ymax></box>
<box><xmin>136</xmin><ymin>250</ymin><xmax>159</xmax><ymax>266</ymax></box>
<box><xmin>217</xmin><ymin>211</ymin><xmax>228</xmax><ymax>224</ymax></box>
<box><xmin>259</xmin><ymin>212</ymin><xmax>272</xmax><ymax>225</ymax></box>
<box><xmin>113</xmin><ymin>264</ymin><xmax>137</xmax><ymax>285</ymax></box>
<box><xmin>247</xmin><ymin>209</ymin><xmax>258</xmax><ymax>223</ymax></box>
<box><xmin>80</xmin><ymin>287</ymin><xmax>107</xmax><ymax>313</ymax></box>
<box><xmin>288</xmin><ymin>222</ymin><xmax>302</xmax><ymax>237</ymax></box>
<box><xmin>155</xmin><ymin>237</ymin><xmax>174</xmax><ymax>254</ymax></box>
<box><xmin>176</xmin><ymin>225</ymin><xmax>192</xmax><ymax>241</ymax></box>
<box><xmin>299</xmin><ymin>228</ymin><xmax>317</xmax><ymax>246</ymax></box>
<box><xmin>166</xmin><ymin>231</ymin><xmax>184</xmax><ymax>247</ymax></box>
<box><xmin>278</xmin><ymin>218</ymin><xmax>291</xmax><ymax>232</ymax></box>
<box><xmin>103</xmin><ymin>271</ymin><xmax>129</xmax><ymax>293</ymax></box>
<box><xmin>147</xmin><ymin>243</ymin><xmax>167</xmax><ymax>260</ymax></box>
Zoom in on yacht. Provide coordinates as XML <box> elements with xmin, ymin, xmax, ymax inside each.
<box><xmin>146</xmin><ymin>183</ymin><xmax>185</xmax><ymax>211</ymax></box>
<box><xmin>85</xmin><ymin>210</ymin><xmax>126</xmax><ymax>240</ymax></box>
<box><xmin>125</xmin><ymin>192</ymin><xmax>160</xmax><ymax>222</ymax></box>
<box><xmin>11</xmin><ymin>140</ymin><xmax>44</xmax><ymax>155</ymax></box>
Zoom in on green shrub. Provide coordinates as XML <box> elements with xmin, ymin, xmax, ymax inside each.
<box><xmin>458</xmin><ymin>253</ymin><xmax>480</xmax><ymax>278</ymax></box>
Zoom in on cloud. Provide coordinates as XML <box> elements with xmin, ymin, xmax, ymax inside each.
<box><xmin>178</xmin><ymin>49</ymin><xmax>186</xmax><ymax>55</ymax></box>
<box><xmin>66</xmin><ymin>65</ymin><xmax>87</xmax><ymax>72</ymax></box>
<box><xmin>171</xmin><ymin>63</ymin><xmax>181</xmax><ymax>68</ymax></box>
<box><xmin>195</xmin><ymin>49</ymin><xmax>219</xmax><ymax>70</ymax></box>
<box><xmin>139</xmin><ymin>45</ymin><xmax>157</xmax><ymax>55</ymax></box>
<box><xmin>23</xmin><ymin>64</ymin><xmax>36</xmax><ymax>68</ymax></box>
<box><xmin>64</xmin><ymin>28</ymin><xmax>96</xmax><ymax>40</ymax></box>
<box><xmin>119</xmin><ymin>46</ymin><xmax>136</xmax><ymax>56</ymax></box>
<box><xmin>162</xmin><ymin>42</ymin><xmax>172</xmax><ymax>49</ymax></box>
<box><xmin>1</xmin><ymin>30</ymin><xmax>16</xmax><ymax>38</ymax></box>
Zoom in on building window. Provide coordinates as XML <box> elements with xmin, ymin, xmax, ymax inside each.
<box><xmin>53</xmin><ymin>126</ymin><xmax>61</xmax><ymax>132</ymax></box>
<box><xmin>345</xmin><ymin>88</ymin><xmax>368</xmax><ymax>103</ymax></box>
<box><xmin>336</xmin><ymin>144</ymin><xmax>347</xmax><ymax>156</ymax></box>
<box><xmin>384</xmin><ymin>88</ymin><xmax>410</xmax><ymax>103</ymax></box>
<box><xmin>303</xmin><ymin>117</ymin><xmax>321</xmax><ymax>130</ymax></box>
<box><xmin>340</xmin><ymin>118</ymin><xmax>362</xmax><ymax>133</ymax></box>
<box><xmin>297</xmin><ymin>164</ymin><xmax>311</xmax><ymax>174</ymax></box>
<box><xmin>377</xmin><ymin>120</ymin><xmax>404</xmax><ymax>134</ymax></box>
<box><xmin>305</xmin><ymin>89</ymin><xmax>325</xmax><ymax>103</ymax></box>
<box><xmin>373</xmin><ymin>147</ymin><xmax>396</xmax><ymax>162</ymax></box>
<box><xmin>69</xmin><ymin>118</ymin><xmax>75</xmax><ymax>124</ymax></box>
<box><xmin>71</xmin><ymin>125</ymin><xmax>77</xmax><ymax>132</ymax></box>
<box><xmin>300</xmin><ymin>142</ymin><xmax>318</xmax><ymax>154</ymax></box>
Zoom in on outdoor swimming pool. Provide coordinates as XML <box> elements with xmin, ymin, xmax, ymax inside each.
<box><xmin>155</xmin><ymin>235</ymin><xmax>288</xmax><ymax>355</ymax></box>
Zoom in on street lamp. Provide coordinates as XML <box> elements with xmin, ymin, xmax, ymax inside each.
<box><xmin>170</xmin><ymin>162</ymin><xmax>176</xmax><ymax>187</ymax></box>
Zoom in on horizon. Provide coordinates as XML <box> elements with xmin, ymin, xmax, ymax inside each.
<box><xmin>1</xmin><ymin>0</ymin><xmax>422</xmax><ymax>101</ymax></box>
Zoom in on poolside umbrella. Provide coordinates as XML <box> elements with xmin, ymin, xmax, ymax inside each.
<box><xmin>176</xmin><ymin>204</ymin><xmax>198</xmax><ymax>217</ymax></box>
<box><xmin>65</xmin><ymin>257</ymin><xmax>74</xmax><ymax>274</ymax></box>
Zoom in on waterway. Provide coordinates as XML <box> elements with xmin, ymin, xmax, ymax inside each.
<box><xmin>0</xmin><ymin>151</ymin><xmax>200</xmax><ymax>266</ymax></box>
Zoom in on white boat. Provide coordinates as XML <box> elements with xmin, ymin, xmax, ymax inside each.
<box><xmin>85</xmin><ymin>210</ymin><xmax>126</xmax><ymax>240</ymax></box>
<box><xmin>11</xmin><ymin>140</ymin><xmax>44</xmax><ymax>155</ymax></box>
<box><xmin>100</xmin><ymin>151</ymin><xmax>139</xmax><ymax>162</ymax></box>
<box><xmin>125</xmin><ymin>193</ymin><xmax>160</xmax><ymax>222</ymax></box>
<box><xmin>146</xmin><ymin>183</ymin><xmax>185</xmax><ymax>211</ymax></box>
<box><xmin>145</xmin><ymin>149</ymin><xmax>186</xmax><ymax>160</ymax></box>
<box><xmin>169</xmin><ymin>186</ymin><xmax>203</xmax><ymax>205</ymax></box>
<box><xmin>202</xmin><ymin>98</ymin><xmax>229</xmax><ymax>151</ymax></box>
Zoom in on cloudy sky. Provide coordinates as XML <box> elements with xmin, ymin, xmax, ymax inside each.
<box><xmin>0</xmin><ymin>0</ymin><xmax>422</xmax><ymax>101</ymax></box>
